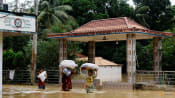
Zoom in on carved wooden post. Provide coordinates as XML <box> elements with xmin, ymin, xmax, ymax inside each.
<box><xmin>88</xmin><ymin>41</ymin><xmax>95</xmax><ymax>63</ymax></box>
<box><xmin>153</xmin><ymin>37</ymin><xmax>162</xmax><ymax>82</ymax></box>
<box><xmin>127</xmin><ymin>34</ymin><xmax>136</xmax><ymax>85</ymax></box>
<box><xmin>59</xmin><ymin>39</ymin><xmax>67</xmax><ymax>84</ymax></box>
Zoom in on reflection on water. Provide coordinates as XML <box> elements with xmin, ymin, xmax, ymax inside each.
<box><xmin>2</xmin><ymin>85</ymin><xmax>175</xmax><ymax>98</ymax></box>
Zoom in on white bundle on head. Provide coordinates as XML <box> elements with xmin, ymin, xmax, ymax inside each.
<box><xmin>81</xmin><ymin>63</ymin><xmax>99</xmax><ymax>70</ymax></box>
<box><xmin>63</xmin><ymin>68</ymin><xmax>71</xmax><ymax>76</ymax></box>
<box><xmin>59</xmin><ymin>60</ymin><xmax>78</xmax><ymax>69</ymax></box>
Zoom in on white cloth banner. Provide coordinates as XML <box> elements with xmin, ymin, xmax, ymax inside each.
<box><xmin>9</xmin><ymin>70</ymin><xmax>15</xmax><ymax>80</ymax></box>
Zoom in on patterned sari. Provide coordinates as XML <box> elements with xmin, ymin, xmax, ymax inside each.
<box><xmin>62</xmin><ymin>73</ymin><xmax>72</xmax><ymax>91</ymax></box>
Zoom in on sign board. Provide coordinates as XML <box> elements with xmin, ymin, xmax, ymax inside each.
<box><xmin>0</xmin><ymin>11</ymin><xmax>36</xmax><ymax>33</ymax></box>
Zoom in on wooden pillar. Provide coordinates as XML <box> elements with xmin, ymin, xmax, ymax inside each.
<box><xmin>31</xmin><ymin>34</ymin><xmax>37</xmax><ymax>85</ymax></box>
<box><xmin>31</xmin><ymin>0</ymin><xmax>38</xmax><ymax>85</ymax></box>
<box><xmin>127</xmin><ymin>34</ymin><xmax>136</xmax><ymax>85</ymax></box>
<box><xmin>88</xmin><ymin>41</ymin><xmax>95</xmax><ymax>63</ymax></box>
<box><xmin>59</xmin><ymin>39</ymin><xmax>67</xmax><ymax>84</ymax></box>
<box><xmin>0</xmin><ymin>32</ymin><xmax>3</xmax><ymax>97</ymax></box>
<box><xmin>153</xmin><ymin>37</ymin><xmax>162</xmax><ymax>82</ymax></box>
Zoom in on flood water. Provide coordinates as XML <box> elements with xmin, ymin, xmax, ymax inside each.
<box><xmin>3</xmin><ymin>85</ymin><xmax>175</xmax><ymax>98</ymax></box>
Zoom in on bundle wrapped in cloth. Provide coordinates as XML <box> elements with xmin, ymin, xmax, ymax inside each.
<box><xmin>59</xmin><ymin>60</ymin><xmax>78</xmax><ymax>69</ymax></box>
<box><xmin>37</xmin><ymin>71</ymin><xmax>47</xmax><ymax>82</ymax></box>
<box><xmin>63</xmin><ymin>68</ymin><xmax>71</xmax><ymax>76</ymax></box>
<box><xmin>81</xmin><ymin>63</ymin><xmax>99</xmax><ymax>70</ymax></box>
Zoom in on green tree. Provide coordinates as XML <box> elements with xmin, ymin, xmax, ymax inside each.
<box><xmin>3</xmin><ymin>36</ymin><xmax>30</xmax><ymax>52</ymax></box>
<box><xmin>3</xmin><ymin>49</ymin><xmax>27</xmax><ymax>69</ymax></box>
<box><xmin>13</xmin><ymin>51</ymin><xmax>26</xmax><ymax>69</ymax></box>
<box><xmin>3</xmin><ymin>49</ymin><xmax>15</xmax><ymax>69</ymax></box>
<box><xmin>24</xmin><ymin>39</ymin><xmax>82</xmax><ymax>69</ymax></box>
<box><xmin>133</xmin><ymin>0</ymin><xmax>175</xmax><ymax>30</ymax></box>
<box><xmin>38</xmin><ymin>0</ymin><xmax>73</xmax><ymax>29</ymax></box>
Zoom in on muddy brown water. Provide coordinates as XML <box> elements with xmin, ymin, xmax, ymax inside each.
<box><xmin>2</xmin><ymin>85</ymin><xmax>175</xmax><ymax>98</ymax></box>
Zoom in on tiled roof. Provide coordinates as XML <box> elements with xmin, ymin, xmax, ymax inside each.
<box><xmin>48</xmin><ymin>17</ymin><xmax>173</xmax><ymax>39</ymax></box>
<box><xmin>71</xmin><ymin>17</ymin><xmax>147</xmax><ymax>33</ymax></box>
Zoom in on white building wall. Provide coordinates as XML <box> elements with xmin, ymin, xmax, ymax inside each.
<box><xmin>97</xmin><ymin>66</ymin><xmax>122</xmax><ymax>82</ymax></box>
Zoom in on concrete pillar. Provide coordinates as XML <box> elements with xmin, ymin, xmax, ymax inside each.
<box><xmin>153</xmin><ymin>37</ymin><xmax>162</xmax><ymax>82</ymax></box>
<box><xmin>59</xmin><ymin>39</ymin><xmax>67</xmax><ymax>84</ymax></box>
<box><xmin>0</xmin><ymin>32</ymin><xmax>2</xmax><ymax>97</ymax></box>
<box><xmin>88</xmin><ymin>41</ymin><xmax>95</xmax><ymax>63</ymax></box>
<box><xmin>127</xmin><ymin>34</ymin><xmax>136</xmax><ymax>85</ymax></box>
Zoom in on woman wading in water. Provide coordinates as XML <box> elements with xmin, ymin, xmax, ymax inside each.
<box><xmin>62</xmin><ymin>68</ymin><xmax>76</xmax><ymax>91</ymax></box>
<box><xmin>84</xmin><ymin>70</ymin><xmax>97</xmax><ymax>93</ymax></box>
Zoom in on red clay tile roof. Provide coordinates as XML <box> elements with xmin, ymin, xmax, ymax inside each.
<box><xmin>48</xmin><ymin>17</ymin><xmax>173</xmax><ymax>39</ymax></box>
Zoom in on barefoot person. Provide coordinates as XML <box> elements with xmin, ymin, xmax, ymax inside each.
<box><xmin>37</xmin><ymin>69</ymin><xmax>47</xmax><ymax>89</ymax></box>
<box><xmin>84</xmin><ymin>70</ymin><xmax>97</xmax><ymax>93</ymax></box>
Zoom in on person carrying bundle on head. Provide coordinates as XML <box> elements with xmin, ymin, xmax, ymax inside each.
<box><xmin>84</xmin><ymin>69</ymin><xmax>97</xmax><ymax>93</ymax></box>
<box><xmin>62</xmin><ymin>67</ymin><xmax>75</xmax><ymax>91</ymax></box>
<box><xmin>59</xmin><ymin>60</ymin><xmax>78</xmax><ymax>91</ymax></box>
<box><xmin>81</xmin><ymin>63</ymin><xmax>99</xmax><ymax>93</ymax></box>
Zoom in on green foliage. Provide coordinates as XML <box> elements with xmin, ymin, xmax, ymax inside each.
<box><xmin>3</xmin><ymin>49</ymin><xmax>15</xmax><ymax>69</ymax></box>
<box><xmin>133</xmin><ymin>0</ymin><xmax>175</xmax><ymax>30</ymax></box>
<box><xmin>38</xmin><ymin>0</ymin><xmax>73</xmax><ymax>29</ymax></box>
<box><xmin>13</xmin><ymin>51</ymin><xmax>26</xmax><ymax>68</ymax></box>
<box><xmin>23</xmin><ymin>39</ymin><xmax>82</xmax><ymax>69</ymax></box>
<box><xmin>3</xmin><ymin>36</ymin><xmax>30</xmax><ymax>52</ymax></box>
<box><xmin>3</xmin><ymin>49</ymin><xmax>27</xmax><ymax>69</ymax></box>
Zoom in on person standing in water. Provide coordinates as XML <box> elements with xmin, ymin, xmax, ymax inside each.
<box><xmin>37</xmin><ymin>69</ymin><xmax>47</xmax><ymax>89</ymax></box>
<box><xmin>84</xmin><ymin>70</ymin><xmax>97</xmax><ymax>93</ymax></box>
<box><xmin>62</xmin><ymin>68</ymin><xmax>75</xmax><ymax>91</ymax></box>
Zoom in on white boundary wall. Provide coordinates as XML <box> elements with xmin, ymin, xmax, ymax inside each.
<box><xmin>97</xmin><ymin>66</ymin><xmax>122</xmax><ymax>82</ymax></box>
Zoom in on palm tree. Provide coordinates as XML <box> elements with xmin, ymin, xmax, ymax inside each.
<box><xmin>38</xmin><ymin>0</ymin><xmax>73</xmax><ymax>28</ymax></box>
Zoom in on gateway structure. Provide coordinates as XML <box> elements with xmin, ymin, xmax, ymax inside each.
<box><xmin>0</xmin><ymin>10</ymin><xmax>36</xmax><ymax>96</ymax></box>
<box><xmin>48</xmin><ymin>17</ymin><xmax>173</xmax><ymax>88</ymax></box>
